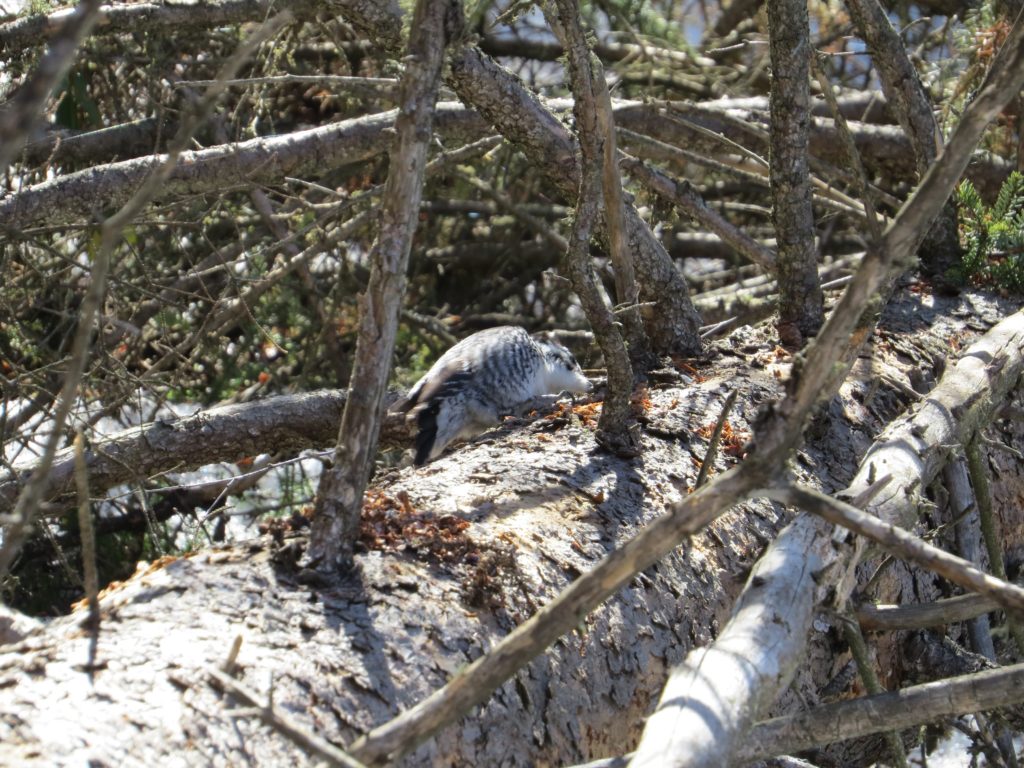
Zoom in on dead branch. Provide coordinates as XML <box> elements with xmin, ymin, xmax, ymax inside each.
<box><xmin>840</xmin><ymin>614</ymin><xmax>909</xmax><ymax>767</ymax></box>
<box><xmin>844</xmin><ymin>0</ymin><xmax>940</xmax><ymax>176</ymax></box>
<box><xmin>0</xmin><ymin>390</ymin><xmax>407</xmax><ymax>516</ymax></box>
<box><xmin>734</xmin><ymin>663</ymin><xmax>1024</xmax><ymax>764</ymax></box>
<box><xmin>0</xmin><ymin>0</ymin><xmax>102</xmax><ymax>171</ymax></box>
<box><xmin>967</xmin><ymin>438</ymin><xmax>1024</xmax><ymax>651</ymax></box>
<box><xmin>0</xmin><ymin>105</ymin><xmax>487</xmax><ymax>229</ymax></box>
<box><xmin>765</xmin><ymin>484</ymin><xmax>1024</xmax><ymax>615</ymax></box>
<box><xmin>619</xmin><ymin>155</ymin><xmax>777</xmax><ymax>271</ymax></box>
<box><xmin>306</xmin><ymin>0</ymin><xmax>459</xmax><ymax>573</ymax></box>
<box><xmin>0</xmin><ymin>0</ymin><xmax>320</xmax><ymax>54</ymax></box>
<box><xmin>843</xmin><ymin>0</ymin><xmax>960</xmax><ymax>274</ymax></box>
<box><xmin>856</xmin><ymin>591</ymin><xmax>1014</xmax><ymax>632</ymax></box>
<box><xmin>445</xmin><ymin>45</ymin><xmax>703</xmax><ymax>355</ymax></box>
<box><xmin>207</xmin><ymin>666</ymin><xmax>368</xmax><ymax>768</ymax></box>
<box><xmin>629</xmin><ymin>512</ymin><xmax>832</xmax><ymax>768</ymax></box>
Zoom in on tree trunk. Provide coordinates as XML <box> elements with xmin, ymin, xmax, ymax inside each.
<box><xmin>2</xmin><ymin>288</ymin><xmax>1022</xmax><ymax>767</ymax></box>
<box><xmin>767</xmin><ymin>0</ymin><xmax>824</xmax><ymax>345</ymax></box>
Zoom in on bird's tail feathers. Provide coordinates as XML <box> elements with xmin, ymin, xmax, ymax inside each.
<box><xmin>413</xmin><ymin>399</ymin><xmax>442</xmax><ymax>466</ymax></box>
<box><xmin>410</xmin><ymin>371</ymin><xmax>475</xmax><ymax>466</ymax></box>
<box><xmin>390</xmin><ymin>378</ymin><xmax>425</xmax><ymax>415</ymax></box>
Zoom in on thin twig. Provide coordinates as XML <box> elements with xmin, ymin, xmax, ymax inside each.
<box><xmin>810</xmin><ymin>53</ymin><xmax>883</xmax><ymax>243</ymax></box>
<box><xmin>175</xmin><ymin>75</ymin><xmax>400</xmax><ymax>92</ymax></box>
<box><xmin>840</xmin><ymin>615</ymin><xmax>909</xmax><ymax>767</ymax></box>
<box><xmin>620</xmin><ymin>154</ymin><xmax>777</xmax><ymax>271</ymax></box>
<box><xmin>222</xmin><ymin>634</ymin><xmax>244</xmax><ymax>675</ymax></box>
<box><xmin>695</xmin><ymin>389</ymin><xmax>738</xmax><ymax>489</ymax></box>
<box><xmin>207</xmin><ymin>667</ymin><xmax>368</xmax><ymax>768</ymax></box>
<box><xmin>699</xmin><ymin>316</ymin><xmax>737</xmax><ymax>339</ymax></box>
<box><xmin>764</xmin><ymin>484</ymin><xmax>1024</xmax><ymax>616</ymax></box>
<box><xmin>966</xmin><ymin>439</ymin><xmax>1024</xmax><ymax>655</ymax></box>
<box><xmin>73</xmin><ymin>430</ymin><xmax>101</xmax><ymax>673</ymax></box>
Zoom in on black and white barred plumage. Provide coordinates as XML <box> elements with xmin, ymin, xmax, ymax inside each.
<box><xmin>392</xmin><ymin>326</ymin><xmax>592</xmax><ymax>465</ymax></box>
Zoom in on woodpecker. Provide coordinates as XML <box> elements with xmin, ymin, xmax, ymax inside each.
<box><xmin>392</xmin><ymin>326</ymin><xmax>592</xmax><ymax>465</ymax></box>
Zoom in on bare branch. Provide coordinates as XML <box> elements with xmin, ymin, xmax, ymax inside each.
<box><xmin>0</xmin><ymin>0</ymin><xmax>103</xmax><ymax>171</ymax></box>
<box><xmin>591</xmin><ymin>45</ymin><xmax>650</xmax><ymax>369</ymax></box>
<box><xmin>736</xmin><ymin>663</ymin><xmax>1024</xmax><ymax>763</ymax></box>
<box><xmin>764</xmin><ymin>484</ymin><xmax>1024</xmax><ymax>616</ymax></box>
<box><xmin>945</xmin><ymin>457</ymin><xmax>999</xmax><ymax>663</ymax></box>
<box><xmin>620</xmin><ymin>154</ymin><xmax>777</xmax><ymax>271</ymax></box>
<box><xmin>694</xmin><ymin>389</ymin><xmax>738</xmax><ymax>489</ymax></box>
<box><xmin>207</xmin><ymin>666</ymin><xmax>369</xmax><ymax>768</ymax></box>
<box><xmin>844</xmin><ymin>0</ymin><xmax>940</xmax><ymax>175</ymax></box>
<box><xmin>73</xmin><ymin>430</ymin><xmax>101</xmax><ymax>671</ymax></box>
<box><xmin>446</xmin><ymin>46</ymin><xmax>703</xmax><ymax>355</ymax></box>
<box><xmin>843</xmin><ymin>0</ymin><xmax>961</xmax><ymax>274</ymax></box>
<box><xmin>856</xmin><ymin>591</ymin><xmax>1018</xmax><ymax>632</ymax></box>
<box><xmin>306</xmin><ymin>0</ymin><xmax>460</xmax><ymax>574</ymax></box>
<box><xmin>0</xmin><ymin>390</ymin><xmax>410</xmax><ymax>519</ymax></box>
<box><xmin>173</xmin><ymin>75</ymin><xmax>400</xmax><ymax>95</ymax></box>
<box><xmin>0</xmin><ymin>0</ymin><xmax>321</xmax><ymax>54</ymax></box>
<box><xmin>630</xmin><ymin>512</ymin><xmax>831</xmax><ymax>768</ymax></box>
<box><xmin>0</xmin><ymin>105</ymin><xmax>487</xmax><ymax>230</ymax></box>
<box><xmin>839</xmin><ymin>615</ymin><xmax>909</xmax><ymax>767</ymax></box>
<box><xmin>548</xmin><ymin>0</ymin><xmax>636</xmax><ymax>452</ymax></box>
<box><xmin>966</xmin><ymin>438</ymin><xmax>1024</xmax><ymax>652</ymax></box>
<box><xmin>810</xmin><ymin>54</ymin><xmax>883</xmax><ymax>244</ymax></box>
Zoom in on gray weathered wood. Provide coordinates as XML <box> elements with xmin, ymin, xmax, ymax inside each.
<box><xmin>0</xmin><ymin>390</ymin><xmax>406</xmax><ymax>515</ymax></box>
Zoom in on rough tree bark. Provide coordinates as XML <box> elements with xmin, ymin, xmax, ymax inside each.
<box><xmin>767</xmin><ymin>0</ymin><xmax>824</xmax><ymax>345</ymax></box>
<box><xmin>4</xmin><ymin>4</ymin><xmax>1024</xmax><ymax>767</ymax></box>
<box><xmin>1</xmin><ymin>289</ymin><xmax>1022</xmax><ymax>768</ymax></box>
